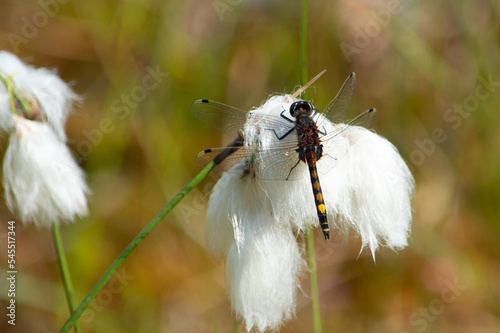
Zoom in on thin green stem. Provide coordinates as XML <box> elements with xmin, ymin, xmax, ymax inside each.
<box><xmin>300</xmin><ymin>0</ymin><xmax>308</xmax><ymax>88</ymax></box>
<box><xmin>301</xmin><ymin>0</ymin><xmax>323</xmax><ymax>332</ymax></box>
<box><xmin>52</xmin><ymin>223</ymin><xmax>82</xmax><ymax>333</ymax></box>
<box><xmin>59</xmin><ymin>161</ymin><xmax>218</xmax><ymax>333</ymax></box>
<box><xmin>306</xmin><ymin>228</ymin><xmax>322</xmax><ymax>333</ymax></box>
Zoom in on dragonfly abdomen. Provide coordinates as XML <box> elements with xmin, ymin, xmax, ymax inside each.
<box><xmin>305</xmin><ymin>148</ymin><xmax>330</xmax><ymax>240</ymax></box>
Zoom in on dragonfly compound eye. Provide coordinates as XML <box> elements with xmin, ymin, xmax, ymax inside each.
<box><xmin>290</xmin><ymin>101</ymin><xmax>314</xmax><ymax>117</ymax></box>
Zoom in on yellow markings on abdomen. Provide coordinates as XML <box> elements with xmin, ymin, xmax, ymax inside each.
<box><xmin>317</xmin><ymin>203</ymin><xmax>326</xmax><ymax>214</ymax></box>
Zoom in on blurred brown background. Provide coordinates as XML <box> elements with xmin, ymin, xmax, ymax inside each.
<box><xmin>0</xmin><ymin>0</ymin><xmax>499</xmax><ymax>332</ymax></box>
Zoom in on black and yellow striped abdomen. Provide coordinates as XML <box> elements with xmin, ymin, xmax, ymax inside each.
<box><xmin>304</xmin><ymin>148</ymin><xmax>330</xmax><ymax>240</ymax></box>
<box><xmin>295</xmin><ymin>112</ymin><xmax>330</xmax><ymax>240</ymax></box>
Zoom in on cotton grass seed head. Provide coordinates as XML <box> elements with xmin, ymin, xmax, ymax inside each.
<box><xmin>0</xmin><ymin>51</ymin><xmax>78</xmax><ymax>141</ymax></box>
<box><xmin>204</xmin><ymin>89</ymin><xmax>414</xmax><ymax>331</ymax></box>
<box><xmin>3</xmin><ymin>117</ymin><xmax>89</xmax><ymax>227</ymax></box>
<box><xmin>207</xmin><ymin>171</ymin><xmax>304</xmax><ymax>332</ymax></box>
<box><xmin>0</xmin><ymin>51</ymin><xmax>89</xmax><ymax>227</ymax></box>
<box><xmin>0</xmin><ymin>92</ymin><xmax>15</xmax><ymax>133</ymax></box>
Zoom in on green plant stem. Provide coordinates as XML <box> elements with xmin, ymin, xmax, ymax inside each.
<box><xmin>59</xmin><ymin>161</ymin><xmax>218</xmax><ymax>333</ymax></box>
<box><xmin>306</xmin><ymin>227</ymin><xmax>322</xmax><ymax>333</ymax></box>
<box><xmin>52</xmin><ymin>223</ymin><xmax>82</xmax><ymax>333</ymax></box>
<box><xmin>301</xmin><ymin>0</ymin><xmax>322</xmax><ymax>332</ymax></box>
<box><xmin>300</xmin><ymin>0</ymin><xmax>308</xmax><ymax>88</ymax></box>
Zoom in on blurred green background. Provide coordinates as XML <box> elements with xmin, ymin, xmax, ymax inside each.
<box><xmin>0</xmin><ymin>0</ymin><xmax>499</xmax><ymax>332</ymax></box>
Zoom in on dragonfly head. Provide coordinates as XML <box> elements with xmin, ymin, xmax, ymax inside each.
<box><xmin>290</xmin><ymin>100</ymin><xmax>314</xmax><ymax>118</ymax></box>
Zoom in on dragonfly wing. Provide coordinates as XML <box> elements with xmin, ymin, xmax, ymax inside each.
<box><xmin>195</xmin><ymin>147</ymin><xmax>249</xmax><ymax>171</ymax></box>
<box><xmin>252</xmin><ymin>146</ymin><xmax>306</xmax><ymax>181</ymax></box>
<box><xmin>318</xmin><ymin>72</ymin><xmax>357</xmax><ymax>125</ymax></box>
<box><xmin>345</xmin><ymin>107</ymin><xmax>377</xmax><ymax>129</ymax></box>
<box><xmin>319</xmin><ymin>107</ymin><xmax>376</xmax><ymax>141</ymax></box>
<box><xmin>245</xmin><ymin>111</ymin><xmax>296</xmax><ymax>139</ymax></box>
<box><xmin>192</xmin><ymin>98</ymin><xmax>307</xmax><ymax>180</ymax></box>
<box><xmin>191</xmin><ymin>99</ymin><xmax>248</xmax><ymax>138</ymax></box>
<box><xmin>317</xmin><ymin>108</ymin><xmax>377</xmax><ymax>174</ymax></box>
<box><xmin>195</xmin><ymin>145</ymin><xmax>307</xmax><ymax>181</ymax></box>
<box><xmin>191</xmin><ymin>99</ymin><xmax>297</xmax><ymax>141</ymax></box>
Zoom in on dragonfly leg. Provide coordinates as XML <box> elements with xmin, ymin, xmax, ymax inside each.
<box><xmin>266</xmin><ymin>126</ymin><xmax>296</xmax><ymax>141</ymax></box>
<box><xmin>285</xmin><ymin>148</ymin><xmax>305</xmax><ymax>180</ymax></box>
<box><xmin>262</xmin><ymin>109</ymin><xmax>297</xmax><ymax>140</ymax></box>
<box><xmin>286</xmin><ymin>159</ymin><xmax>301</xmax><ymax>180</ymax></box>
<box><xmin>318</xmin><ymin>125</ymin><xmax>327</xmax><ymax>136</ymax></box>
<box><xmin>321</xmin><ymin>152</ymin><xmax>337</xmax><ymax>162</ymax></box>
<box><xmin>279</xmin><ymin>108</ymin><xmax>295</xmax><ymax>123</ymax></box>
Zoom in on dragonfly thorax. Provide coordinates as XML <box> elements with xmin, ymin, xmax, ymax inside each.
<box><xmin>290</xmin><ymin>100</ymin><xmax>314</xmax><ymax>118</ymax></box>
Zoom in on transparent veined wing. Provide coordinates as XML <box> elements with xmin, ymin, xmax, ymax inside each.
<box><xmin>313</xmin><ymin>108</ymin><xmax>377</xmax><ymax>175</ymax></box>
<box><xmin>319</xmin><ymin>107</ymin><xmax>377</xmax><ymax>143</ymax></box>
<box><xmin>195</xmin><ymin>108</ymin><xmax>376</xmax><ymax>181</ymax></box>
<box><xmin>192</xmin><ymin>73</ymin><xmax>376</xmax><ymax>181</ymax></box>
<box><xmin>192</xmin><ymin>98</ymin><xmax>303</xmax><ymax>180</ymax></box>
<box><xmin>317</xmin><ymin>72</ymin><xmax>357</xmax><ymax>126</ymax></box>
<box><xmin>309</xmin><ymin>73</ymin><xmax>375</xmax><ymax>175</ymax></box>
<box><xmin>191</xmin><ymin>99</ymin><xmax>249</xmax><ymax>138</ymax></box>
<box><xmin>191</xmin><ymin>99</ymin><xmax>301</xmax><ymax>138</ymax></box>
<box><xmin>194</xmin><ymin>144</ymin><xmax>306</xmax><ymax>181</ymax></box>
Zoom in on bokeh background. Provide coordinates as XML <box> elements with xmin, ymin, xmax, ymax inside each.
<box><xmin>0</xmin><ymin>0</ymin><xmax>499</xmax><ymax>332</ymax></box>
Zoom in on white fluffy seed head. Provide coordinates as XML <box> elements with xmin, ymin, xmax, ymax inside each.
<box><xmin>0</xmin><ymin>92</ymin><xmax>15</xmax><ymax>133</ymax></box>
<box><xmin>3</xmin><ymin>117</ymin><xmax>89</xmax><ymax>227</ymax></box>
<box><xmin>207</xmin><ymin>171</ymin><xmax>305</xmax><ymax>332</ymax></box>
<box><xmin>205</xmin><ymin>93</ymin><xmax>414</xmax><ymax>331</ymax></box>
<box><xmin>0</xmin><ymin>51</ymin><xmax>88</xmax><ymax>227</ymax></box>
<box><xmin>236</xmin><ymin>94</ymin><xmax>414</xmax><ymax>256</ymax></box>
<box><xmin>0</xmin><ymin>51</ymin><xmax>78</xmax><ymax>141</ymax></box>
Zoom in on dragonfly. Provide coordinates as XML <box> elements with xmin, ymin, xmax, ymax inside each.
<box><xmin>191</xmin><ymin>72</ymin><xmax>376</xmax><ymax>240</ymax></box>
